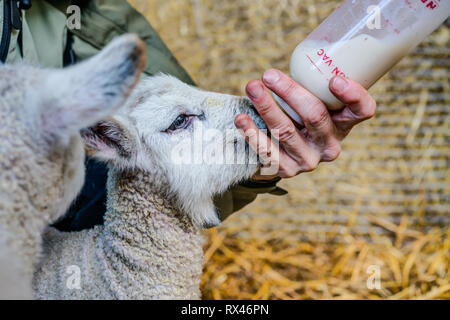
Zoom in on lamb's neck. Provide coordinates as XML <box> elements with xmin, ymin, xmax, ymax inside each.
<box><xmin>101</xmin><ymin>168</ymin><xmax>204</xmax><ymax>299</ymax></box>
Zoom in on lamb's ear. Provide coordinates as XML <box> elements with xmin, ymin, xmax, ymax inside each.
<box><xmin>40</xmin><ymin>34</ymin><xmax>146</xmax><ymax>141</ymax></box>
<box><xmin>81</xmin><ymin>118</ymin><xmax>135</xmax><ymax>163</ymax></box>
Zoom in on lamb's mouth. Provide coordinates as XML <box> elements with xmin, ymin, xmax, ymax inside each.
<box><xmin>250</xmin><ymin>108</ymin><xmax>267</xmax><ymax>131</ymax></box>
<box><xmin>230</xmin><ymin>136</ymin><xmax>255</xmax><ymax>167</ymax></box>
<box><xmin>239</xmin><ymin>98</ymin><xmax>267</xmax><ymax>131</ymax></box>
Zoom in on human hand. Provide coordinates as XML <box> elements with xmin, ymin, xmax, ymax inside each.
<box><xmin>235</xmin><ymin>69</ymin><xmax>376</xmax><ymax>179</ymax></box>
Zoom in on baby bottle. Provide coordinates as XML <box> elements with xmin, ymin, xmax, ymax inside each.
<box><xmin>278</xmin><ymin>0</ymin><xmax>450</xmax><ymax>120</ymax></box>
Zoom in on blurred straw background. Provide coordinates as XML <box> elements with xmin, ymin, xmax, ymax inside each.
<box><xmin>129</xmin><ymin>0</ymin><xmax>449</xmax><ymax>299</ymax></box>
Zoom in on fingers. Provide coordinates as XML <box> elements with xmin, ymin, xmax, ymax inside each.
<box><xmin>245</xmin><ymin>80</ymin><xmax>309</xmax><ymax>156</ymax></box>
<box><xmin>234</xmin><ymin>113</ymin><xmax>280</xmax><ymax>176</ymax></box>
<box><xmin>329</xmin><ymin>76</ymin><xmax>377</xmax><ymax>138</ymax></box>
<box><xmin>260</xmin><ymin>69</ymin><xmax>338</xmax><ymax>148</ymax></box>
<box><xmin>234</xmin><ymin>114</ymin><xmax>322</xmax><ymax>178</ymax></box>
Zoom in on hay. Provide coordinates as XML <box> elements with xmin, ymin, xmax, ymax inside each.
<box><xmin>129</xmin><ymin>0</ymin><xmax>449</xmax><ymax>299</ymax></box>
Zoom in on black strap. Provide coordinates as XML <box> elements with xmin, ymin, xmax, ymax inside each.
<box><xmin>18</xmin><ymin>0</ymin><xmax>31</xmax><ymax>10</ymax></box>
<box><xmin>0</xmin><ymin>0</ymin><xmax>32</xmax><ymax>62</ymax></box>
<box><xmin>0</xmin><ymin>0</ymin><xmax>12</xmax><ymax>62</ymax></box>
<box><xmin>63</xmin><ymin>30</ymin><xmax>76</xmax><ymax>67</ymax></box>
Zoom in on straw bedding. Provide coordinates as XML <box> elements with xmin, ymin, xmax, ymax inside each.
<box><xmin>129</xmin><ymin>0</ymin><xmax>449</xmax><ymax>299</ymax></box>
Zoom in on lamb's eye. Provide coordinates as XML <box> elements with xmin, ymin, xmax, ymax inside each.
<box><xmin>172</xmin><ymin>115</ymin><xmax>187</xmax><ymax>128</ymax></box>
<box><xmin>165</xmin><ymin>115</ymin><xmax>192</xmax><ymax>133</ymax></box>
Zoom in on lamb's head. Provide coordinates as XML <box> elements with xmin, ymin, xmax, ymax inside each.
<box><xmin>82</xmin><ymin>74</ymin><xmax>268</xmax><ymax>228</ymax></box>
<box><xmin>0</xmin><ymin>34</ymin><xmax>146</xmax><ymax>223</ymax></box>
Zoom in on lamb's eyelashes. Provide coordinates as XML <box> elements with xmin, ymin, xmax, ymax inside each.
<box><xmin>164</xmin><ymin>110</ymin><xmax>207</xmax><ymax>134</ymax></box>
<box><xmin>164</xmin><ymin>114</ymin><xmax>195</xmax><ymax>133</ymax></box>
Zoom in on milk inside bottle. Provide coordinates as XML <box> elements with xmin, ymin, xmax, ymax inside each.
<box><xmin>282</xmin><ymin>0</ymin><xmax>450</xmax><ymax>115</ymax></box>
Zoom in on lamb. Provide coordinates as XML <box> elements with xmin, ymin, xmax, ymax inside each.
<box><xmin>33</xmin><ymin>74</ymin><xmax>268</xmax><ymax>299</ymax></box>
<box><xmin>0</xmin><ymin>34</ymin><xmax>146</xmax><ymax>299</ymax></box>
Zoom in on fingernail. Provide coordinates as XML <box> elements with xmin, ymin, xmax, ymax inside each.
<box><xmin>234</xmin><ymin>115</ymin><xmax>248</xmax><ymax>129</ymax></box>
<box><xmin>246</xmin><ymin>82</ymin><xmax>264</xmax><ymax>99</ymax></box>
<box><xmin>331</xmin><ymin>76</ymin><xmax>348</xmax><ymax>94</ymax></box>
<box><xmin>263</xmin><ymin>69</ymin><xmax>280</xmax><ymax>85</ymax></box>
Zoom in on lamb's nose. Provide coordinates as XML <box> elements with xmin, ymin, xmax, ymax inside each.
<box><xmin>239</xmin><ymin>97</ymin><xmax>267</xmax><ymax>130</ymax></box>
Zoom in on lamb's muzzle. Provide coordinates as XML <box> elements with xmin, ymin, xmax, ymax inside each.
<box><xmin>239</xmin><ymin>97</ymin><xmax>267</xmax><ymax>131</ymax></box>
